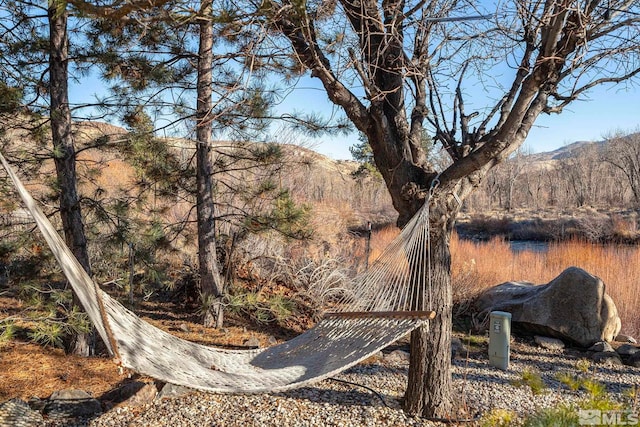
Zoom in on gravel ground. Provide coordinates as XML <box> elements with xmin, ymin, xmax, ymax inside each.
<box><xmin>43</xmin><ymin>338</ymin><xmax>639</xmax><ymax>427</ymax></box>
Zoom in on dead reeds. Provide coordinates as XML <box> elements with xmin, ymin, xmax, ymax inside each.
<box><xmin>368</xmin><ymin>226</ymin><xmax>640</xmax><ymax>339</ymax></box>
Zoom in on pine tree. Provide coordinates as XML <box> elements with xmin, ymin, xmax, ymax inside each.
<box><xmin>83</xmin><ymin>0</ymin><xmax>311</xmax><ymax>327</ymax></box>
<box><xmin>0</xmin><ymin>0</ymin><xmax>97</xmax><ymax>355</ymax></box>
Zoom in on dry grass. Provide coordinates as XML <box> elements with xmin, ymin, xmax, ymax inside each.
<box><xmin>452</xmin><ymin>235</ymin><xmax>640</xmax><ymax>337</ymax></box>
<box><xmin>367</xmin><ymin>225</ymin><xmax>400</xmax><ymax>263</ymax></box>
<box><xmin>368</xmin><ymin>227</ymin><xmax>640</xmax><ymax>339</ymax></box>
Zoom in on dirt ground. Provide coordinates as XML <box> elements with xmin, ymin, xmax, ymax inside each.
<box><xmin>0</xmin><ymin>341</ymin><xmax>123</xmax><ymax>401</ymax></box>
<box><xmin>0</xmin><ymin>297</ymin><xmax>288</xmax><ymax>402</ymax></box>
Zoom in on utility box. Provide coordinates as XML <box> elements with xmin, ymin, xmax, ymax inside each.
<box><xmin>488</xmin><ymin>311</ymin><xmax>512</xmax><ymax>370</ymax></box>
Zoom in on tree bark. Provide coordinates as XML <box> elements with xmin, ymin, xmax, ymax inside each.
<box><xmin>403</xmin><ymin>196</ymin><xmax>454</xmax><ymax>417</ymax></box>
<box><xmin>48</xmin><ymin>2</ymin><xmax>94</xmax><ymax>356</ymax></box>
<box><xmin>196</xmin><ymin>0</ymin><xmax>224</xmax><ymax>328</ymax></box>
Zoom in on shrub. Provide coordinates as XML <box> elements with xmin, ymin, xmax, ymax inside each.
<box><xmin>512</xmin><ymin>368</ymin><xmax>547</xmax><ymax>395</ymax></box>
<box><xmin>576</xmin><ymin>359</ymin><xmax>591</xmax><ymax>373</ymax></box>
<box><xmin>27</xmin><ymin>321</ymin><xmax>65</xmax><ymax>348</ymax></box>
<box><xmin>268</xmin><ymin>295</ymin><xmax>296</xmax><ymax>322</ymax></box>
<box><xmin>271</xmin><ymin>255</ymin><xmax>353</xmax><ymax>316</ymax></box>
<box><xmin>556</xmin><ymin>372</ymin><xmax>582</xmax><ymax>391</ymax></box>
<box><xmin>523</xmin><ymin>406</ymin><xmax>577</xmax><ymax>427</ymax></box>
<box><xmin>223</xmin><ymin>290</ymin><xmax>297</xmax><ymax>326</ymax></box>
<box><xmin>479</xmin><ymin>408</ymin><xmax>518</xmax><ymax>427</ymax></box>
<box><xmin>581</xmin><ymin>380</ymin><xmax>620</xmax><ymax>409</ymax></box>
<box><xmin>623</xmin><ymin>385</ymin><xmax>638</xmax><ymax>404</ymax></box>
<box><xmin>0</xmin><ymin>321</ymin><xmax>16</xmax><ymax>347</ymax></box>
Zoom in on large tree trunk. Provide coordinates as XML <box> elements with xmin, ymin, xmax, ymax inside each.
<box><xmin>403</xmin><ymin>197</ymin><xmax>454</xmax><ymax>417</ymax></box>
<box><xmin>363</xmin><ymin>124</ymin><xmax>455</xmax><ymax>418</ymax></box>
<box><xmin>196</xmin><ymin>0</ymin><xmax>224</xmax><ymax>328</ymax></box>
<box><xmin>48</xmin><ymin>3</ymin><xmax>94</xmax><ymax>356</ymax></box>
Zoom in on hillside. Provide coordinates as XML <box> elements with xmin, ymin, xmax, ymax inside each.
<box><xmin>525</xmin><ymin>140</ymin><xmax>600</xmax><ymax>162</ymax></box>
<box><xmin>522</xmin><ymin>133</ymin><xmax>639</xmax><ymax>165</ymax></box>
<box><xmin>5</xmin><ymin>116</ymin><xmax>637</xmax><ymax>243</ymax></box>
<box><xmin>0</xmin><ymin>119</ymin><xmax>396</xmax><ymax>262</ymax></box>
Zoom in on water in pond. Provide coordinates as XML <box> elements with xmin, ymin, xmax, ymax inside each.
<box><xmin>508</xmin><ymin>240</ymin><xmax>549</xmax><ymax>253</ymax></box>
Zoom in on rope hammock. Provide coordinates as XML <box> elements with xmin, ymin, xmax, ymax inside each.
<box><xmin>0</xmin><ymin>151</ymin><xmax>436</xmax><ymax>393</ymax></box>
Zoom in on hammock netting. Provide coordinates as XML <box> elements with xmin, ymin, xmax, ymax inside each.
<box><xmin>0</xmin><ymin>151</ymin><xmax>435</xmax><ymax>393</ymax></box>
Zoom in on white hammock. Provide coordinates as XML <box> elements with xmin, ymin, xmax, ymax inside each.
<box><xmin>0</xmin><ymin>151</ymin><xmax>434</xmax><ymax>393</ymax></box>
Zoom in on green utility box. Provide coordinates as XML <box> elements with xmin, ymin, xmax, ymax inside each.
<box><xmin>488</xmin><ymin>311</ymin><xmax>512</xmax><ymax>370</ymax></box>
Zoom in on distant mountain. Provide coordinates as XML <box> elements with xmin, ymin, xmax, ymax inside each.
<box><xmin>527</xmin><ymin>132</ymin><xmax>640</xmax><ymax>163</ymax></box>
<box><xmin>526</xmin><ymin>139</ymin><xmax>604</xmax><ymax>162</ymax></box>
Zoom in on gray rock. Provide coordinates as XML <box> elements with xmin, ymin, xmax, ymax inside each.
<box><xmin>627</xmin><ymin>352</ymin><xmax>640</xmax><ymax>368</ymax></box>
<box><xmin>451</xmin><ymin>337</ymin><xmax>468</xmax><ymax>359</ymax></box>
<box><xmin>268</xmin><ymin>336</ymin><xmax>278</xmax><ymax>346</ymax></box>
<box><xmin>384</xmin><ymin>349</ymin><xmax>410</xmax><ymax>363</ymax></box>
<box><xmin>49</xmin><ymin>389</ymin><xmax>93</xmax><ymax>401</ymax></box>
<box><xmin>43</xmin><ymin>389</ymin><xmax>102</xmax><ymax>418</ymax></box>
<box><xmin>591</xmin><ymin>351</ymin><xmax>623</xmax><ymax>366</ymax></box>
<box><xmin>26</xmin><ymin>397</ymin><xmax>46</xmax><ymax>413</ymax></box>
<box><xmin>0</xmin><ymin>398</ymin><xmax>44</xmax><ymax>427</ymax></box>
<box><xmin>616</xmin><ymin>344</ymin><xmax>639</xmax><ymax>357</ymax></box>
<box><xmin>243</xmin><ymin>337</ymin><xmax>261</xmax><ymax>348</ymax></box>
<box><xmin>157</xmin><ymin>383</ymin><xmax>194</xmax><ymax>400</ymax></box>
<box><xmin>101</xmin><ymin>381</ymin><xmax>147</xmax><ymax>404</ymax></box>
<box><xmin>615</xmin><ymin>334</ymin><xmax>638</xmax><ymax>344</ymax></box>
<box><xmin>475</xmin><ymin>267</ymin><xmax>621</xmax><ymax>347</ymax></box>
<box><xmin>534</xmin><ymin>336</ymin><xmax>565</xmax><ymax>350</ymax></box>
<box><xmin>588</xmin><ymin>341</ymin><xmax>614</xmax><ymax>353</ymax></box>
<box><xmin>119</xmin><ymin>383</ymin><xmax>157</xmax><ymax>408</ymax></box>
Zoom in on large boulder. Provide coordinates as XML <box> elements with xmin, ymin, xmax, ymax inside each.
<box><xmin>475</xmin><ymin>267</ymin><xmax>621</xmax><ymax>347</ymax></box>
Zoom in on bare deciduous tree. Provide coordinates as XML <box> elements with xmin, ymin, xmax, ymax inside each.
<box><xmin>258</xmin><ymin>0</ymin><xmax>640</xmax><ymax>417</ymax></box>
<box><xmin>492</xmin><ymin>147</ymin><xmax>528</xmax><ymax>211</ymax></box>
<box><xmin>557</xmin><ymin>143</ymin><xmax>602</xmax><ymax>207</ymax></box>
<box><xmin>603</xmin><ymin>131</ymin><xmax>640</xmax><ymax>207</ymax></box>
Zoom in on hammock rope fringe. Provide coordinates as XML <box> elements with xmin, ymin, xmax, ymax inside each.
<box><xmin>0</xmin><ymin>151</ymin><xmax>435</xmax><ymax>393</ymax></box>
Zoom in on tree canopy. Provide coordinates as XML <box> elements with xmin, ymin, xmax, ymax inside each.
<box><xmin>1</xmin><ymin>0</ymin><xmax>638</xmax><ymax>418</ymax></box>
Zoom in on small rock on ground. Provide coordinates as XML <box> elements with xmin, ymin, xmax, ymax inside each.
<box><xmin>588</xmin><ymin>341</ymin><xmax>614</xmax><ymax>353</ymax></box>
<box><xmin>19</xmin><ymin>337</ymin><xmax>640</xmax><ymax>427</ymax></box>
<box><xmin>534</xmin><ymin>336</ymin><xmax>565</xmax><ymax>350</ymax></box>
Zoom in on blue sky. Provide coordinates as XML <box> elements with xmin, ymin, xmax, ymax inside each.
<box><xmin>266</xmin><ymin>0</ymin><xmax>640</xmax><ymax>161</ymax></box>
<box><xmin>275</xmin><ymin>76</ymin><xmax>640</xmax><ymax>160</ymax></box>
<box><xmin>37</xmin><ymin>0</ymin><xmax>637</xmax><ymax>164</ymax></box>
<box><xmin>66</xmin><ymin>0</ymin><xmax>639</xmax><ymax>163</ymax></box>
<box><xmin>70</xmin><ymin>72</ymin><xmax>638</xmax><ymax>162</ymax></box>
